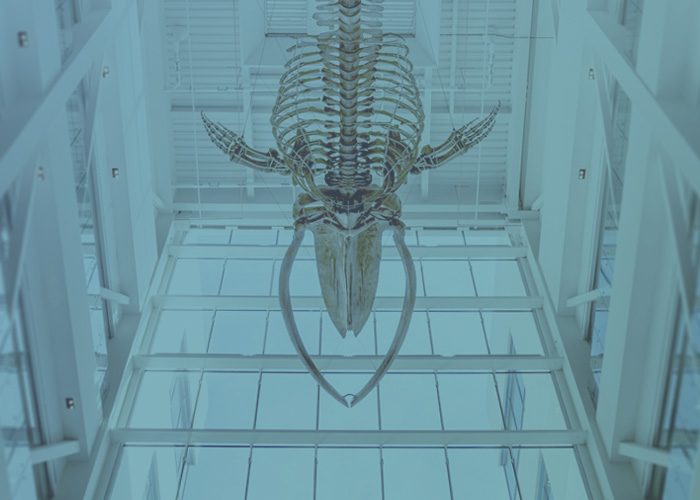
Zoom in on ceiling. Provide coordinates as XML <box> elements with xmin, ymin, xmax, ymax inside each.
<box><xmin>159</xmin><ymin>0</ymin><xmax>532</xmax><ymax>215</ymax></box>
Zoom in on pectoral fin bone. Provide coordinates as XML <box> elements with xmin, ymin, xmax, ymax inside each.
<box><xmin>202</xmin><ymin>112</ymin><xmax>289</xmax><ymax>174</ymax></box>
<box><xmin>412</xmin><ymin>102</ymin><xmax>500</xmax><ymax>173</ymax></box>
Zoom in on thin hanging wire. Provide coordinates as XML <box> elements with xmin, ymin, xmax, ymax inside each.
<box><xmin>474</xmin><ymin>0</ymin><xmax>493</xmax><ymax>222</ymax></box>
<box><xmin>417</xmin><ymin>0</ymin><xmax>456</xmax><ymax>130</ymax></box>
<box><xmin>185</xmin><ymin>0</ymin><xmax>203</xmax><ymax>221</ymax></box>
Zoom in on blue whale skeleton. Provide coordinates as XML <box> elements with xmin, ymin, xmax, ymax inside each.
<box><xmin>203</xmin><ymin>0</ymin><xmax>498</xmax><ymax>407</ymax></box>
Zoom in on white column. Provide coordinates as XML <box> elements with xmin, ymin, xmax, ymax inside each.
<box><xmin>96</xmin><ymin>3</ymin><xmax>158</xmax><ymax>314</ymax></box>
<box><xmin>537</xmin><ymin>0</ymin><xmax>599</xmax><ymax>313</ymax></box>
<box><xmin>23</xmin><ymin>114</ymin><xmax>101</xmax><ymax>458</ymax></box>
<box><xmin>594</xmin><ymin>0</ymin><xmax>698</xmax><ymax>480</ymax></box>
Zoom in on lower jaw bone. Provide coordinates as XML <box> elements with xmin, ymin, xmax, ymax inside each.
<box><xmin>279</xmin><ymin>222</ymin><xmax>417</xmax><ymax>407</ymax></box>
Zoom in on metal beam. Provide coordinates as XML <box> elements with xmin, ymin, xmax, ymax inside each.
<box><xmin>153</xmin><ymin>295</ymin><xmax>543</xmax><ymax>311</ymax></box>
<box><xmin>170</xmin><ymin>201</ymin><xmax>508</xmax><ymax>215</ymax></box>
<box><xmin>111</xmin><ymin>428</ymin><xmax>587</xmax><ymax>447</ymax></box>
<box><xmin>171</xmin><ymin>214</ymin><xmax>521</xmax><ymax>230</ymax></box>
<box><xmin>30</xmin><ymin>440</ymin><xmax>81</xmax><ymax>465</ymax></box>
<box><xmin>168</xmin><ymin>245</ymin><xmax>527</xmax><ymax>260</ymax></box>
<box><xmin>132</xmin><ymin>353</ymin><xmax>563</xmax><ymax>372</ymax></box>
<box><xmin>99</xmin><ymin>287</ymin><xmax>130</xmax><ymax>306</ymax></box>
<box><xmin>617</xmin><ymin>442</ymin><xmax>671</xmax><ymax>468</ymax></box>
<box><xmin>566</xmin><ymin>287</ymin><xmax>610</xmax><ymax>308</ymax></box>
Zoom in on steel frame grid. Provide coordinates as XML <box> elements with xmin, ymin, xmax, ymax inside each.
<box><xmin>87</xmin><ymin>219</ymin><xmax>596</xmax><ymax>500</ymax></box>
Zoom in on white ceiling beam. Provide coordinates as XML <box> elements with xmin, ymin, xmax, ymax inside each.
<box><xmin>171</xmin><ymin>213</ymin><xmax>521</xmax><ymax>229</ymax></box>
<box><xmin>169</xmin><ymin>201</ymin><xmax>508</xmax><ymax>214</ymax></box>
<box><xmin>153</xmin><ymin>295</ymin><xmax>543</xmax><ymax>310</ymax></box>
<box><xmin>168</xmin><ymin>244</ymin><xmax>527</xmax><ymax>260</ymax></box>
<box><xmin>133</xmin><ymin>353</ymin><xmax>563</xmax><ymax>372</ymax></box>
<box><xmin>111</xmin><ymin>428</ymin><xmax>587</xmax><ymax>447</ymax></box>
<box><xmin>169</xmin><ymin>103</ymin><xmax>513</xmax><ymax>114</ymax></box>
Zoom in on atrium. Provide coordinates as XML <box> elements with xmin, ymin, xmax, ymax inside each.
<box><xmin>0</xmin><ymin>0</ymin><xmax>698</xmax><ymax>499</ymax></box>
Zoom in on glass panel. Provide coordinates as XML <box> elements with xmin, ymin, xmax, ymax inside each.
<box><xmin>129</xmin><ymin>371</ymin><xmax>200</xmax><ymax>428</ymax></box>
<box><xmin>380</xmin><ymin>374</ymin><xmax>442</xmax><ymax>430</ymax></box>
<box><xmin>108</xmin><ymin>446</ymin><xmax>183</xmax><ymax>499</ymax></box>
<box><xmin>377</xmin><ymin>260</ymin><xmax>424</xmax><ymax>297</ymax></box>
<box><xmin>621</xmin><ymin>0</ymin><xmax>644</xmax><ymax>63</ymax></box>
<box><xmin>230</xmin><ymin>228</ymin><xmax>277</xmax><ymax>245</ymax></box>
<box><xmin>381</xmin><ymin>229</ymin><xmax>418</xmax><ymax>247</ymax></box>
<box><xmin>316</xmin><ymin>448</ymin><xmax>382</xmax><ymax>500</ymax></box>
<box><xmin>422</xmin><ymin>260</ymin><xmax>475</xmax><ymax>296</ymax></box>
<box><xmin>208</xmin><ymin>310</ymin><xmax>267</xmax><ymax>355</ymax></box>
<box><xmin>0</xmin><ymin>192</ymin><xmax>44</xmax><ymax>499</ymax></box>
<box><xmin>270</xmin><ymin>259</ymin><xmax>322</xmax><ymax>296</ymax></box>
<box><xmin>168</xmin><ymin>259</ymin><xmax>225</xmax><ymax>295</ymax></box>
<box><xmin>318</xmin><ymin>374</ymin><xmax>379</xmax><ymax>429</ymax></box>
<box><xmin>322</xmin><ymin>312</ymin><xmax>375</xmax><ymax>355</ymax></box>
<box><xmin>149</xmin><ymin>310</ymin><xmax>214</xmax><ymax>353</ymax></box>
<box><xmin>256</xmin><ymin>373</ymin><xmax>317</xmax><ymax>429</ymax></box>
<box><xmin>67</xmin><ymin>81</ymin><xmax>112</xmax><ymax>397</ymax></box>
<box><xmin>382</xmin><ymin>448</ymin><xmax>451</xmax><ymax>500</ymax></box>
<box><xmin>182</xmin><ymin>228</ymin><xmax>231</xmax><ymax>245</ymax></box>
<box><xmin>587</xmin><ymin>81</ymin><xmax>632</xmax><ymax>405</ymax></box>
<box><xmin>439</xmin><ymin>374</ymin><xmax>503</xmax><ymax>429</ymax></box>
<box><xmin>129</xmin><ymin>369</ymin><xmax>565</xmax><ymax>432</ymax></box>
<box><xmin>494</xmin><ymin>373</ymin><xmax>567</xmax><ymax>430</ymax></box>
<box><xmin>181</xmin><ymin>447</ymin><xmax>249</xmax><ymax>500</ymax></box>
<box><xmin>55</xmin><ymin>0</ymin><xmax>83</xmax><ymax>62</ymax></box>
<box><xmin>418</xmin><ymin>229</ymin><xmax>465</xmax><ymax>246</ymax></box>
<box><xmin>429</xmin><ymin>312</ymin><xmax>489</xmax><ymax>355</ymax></box>
<box><xmin>247</xmin><ymin>448</ymin><xmax>315</xmax><ymax>500</ymax></box>
<box><xmin>465</xmin><ymin>228</ymin><xmax>512</xmax><ymax>246</ymax></box>
<box><xmin>110</xmin><ymin>446</ymin><xmax>588</xmax><ymax>499</ymax></box>
<box><xmin>376</xmin><ymin>311</ymin><xmax>431</xmax><ymax>355</ymax></box>
<box><xmin>449</xmin><ymin>448</ymin><xmax>512</xmax><ymax>498</ymax></box>
<box><xmin>471</xmin><ymin>260</ymin><xmax>526</xmax><ymax>296</ymax></box>
<box><xmin>651</xmin><ymin>259</ymin><xmax>700</xmax><ymax>498</ymax></box>
<box><xmin>265</xmin><ymin>311</ymin><xmax>320</xmax><ymax>355</ymax></box>
<box><xmin>193</xmin><ymin>373</ymin><xmax>258</xmax><ymax>429</ymax></box>
<box><xmin>482</xmin><ymin>312</ymin><xmax>545</xmax><ymax>356</ymax></box>
<box><xmin>221</xmin><ymin>260</ymin><xmax>273</xmax><ymax>296</ymax></box>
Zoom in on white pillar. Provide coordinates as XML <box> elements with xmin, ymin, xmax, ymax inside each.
<box><xmin>23</xmin><ymin>114</ymin><xmax>101</xmax><ymax>459</ymax></box>
<box><xmin>537</xmin><ymin>0</ymin><xmax>598</xmax><ymax>313</ymax></box>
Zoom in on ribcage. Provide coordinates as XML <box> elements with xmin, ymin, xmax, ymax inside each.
<box><xmin>271</xmin><ymin>0</ymin><xmax>424</xmax><ymax>211</ymax></box>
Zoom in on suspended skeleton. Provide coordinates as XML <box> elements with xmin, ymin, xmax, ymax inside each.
<box><xmin>203</xmin><ymin>0</ymin><xmax>498</xmax><ymax>407</ymax></box>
